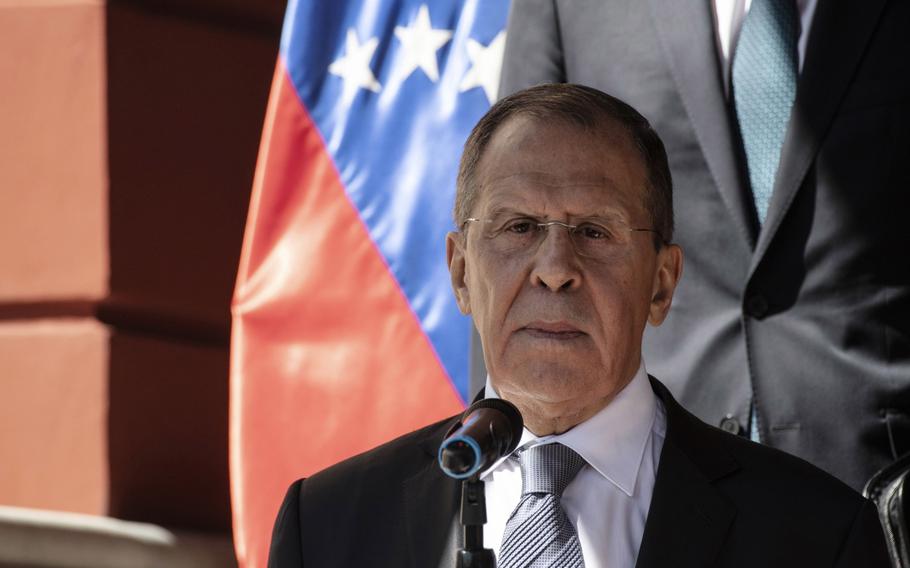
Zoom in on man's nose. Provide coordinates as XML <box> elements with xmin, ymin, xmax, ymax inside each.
<box><xmin>530</xmin><ymin>226</ymin><xmax>582</xmax><ymax>292</ymax></box>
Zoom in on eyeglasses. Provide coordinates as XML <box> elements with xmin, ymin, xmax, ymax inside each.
<box><xmin>462</xmin><ymin>216</ymin><xmax>663</xmax><ymax>261</ymax></box>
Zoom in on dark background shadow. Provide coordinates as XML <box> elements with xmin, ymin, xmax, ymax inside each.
<box><xmin>103</xmin><ymin>0</ymin><xmax>286</xmax><ymax>533</ymax></box>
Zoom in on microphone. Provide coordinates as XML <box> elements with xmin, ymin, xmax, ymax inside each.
<box><xmin>438</xmin><ymin>398</ymin><xmax>523</xmax><ymax>479</ymax></box>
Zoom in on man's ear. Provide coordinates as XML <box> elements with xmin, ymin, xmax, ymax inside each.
<box><xmin>648</xmin><ymin>244</ymin><xmax>683</xmax><ymax>326</ymax></box>
<box><xmin>446</xmin><ymin>231</ymin><xmax>472</xmax><ymax>315</ymax></box>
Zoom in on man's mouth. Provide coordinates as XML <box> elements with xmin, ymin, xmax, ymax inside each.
<box><xmin>521</xmin><ymin>321</ymin><xmax>585</xmax><ymax>339</ymax></box>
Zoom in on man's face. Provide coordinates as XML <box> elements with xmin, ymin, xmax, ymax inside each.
<box><xmin>447</xmin><ymin>116</ymin><xmax>682</xmax><ymax>433</ymax></box>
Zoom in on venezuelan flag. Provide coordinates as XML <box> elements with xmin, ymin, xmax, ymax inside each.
<box><xmin>230</xmin><ymin>1</ymin><xmax>509</xmax><ymax>565</ymax></box>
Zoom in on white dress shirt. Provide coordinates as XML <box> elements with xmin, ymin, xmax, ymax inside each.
<box><xmin>713</xmin><ymin>0</ymin><xmax>819</xmax><ymax>91</ymax></box>
<box><xmin>481</xmin><ymin>362</ymin><xmax>666</xmax><ymax>568</ymax></box>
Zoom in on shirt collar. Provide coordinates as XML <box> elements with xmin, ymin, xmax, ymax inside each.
<box><xmin>482</xmin><ymin>361</ymin><xmax>657</xmax><ymax>497</ymax></box>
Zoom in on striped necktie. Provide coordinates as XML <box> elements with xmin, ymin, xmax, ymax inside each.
<box><xmin>498</xmin><ymin>443</ymin><xmax>587</xmax><ymax>568</ymax></box>
<box><xmin>732</xmin><ymin>0</ymin><xmax>799</xmax><ymax>225</ymax></box>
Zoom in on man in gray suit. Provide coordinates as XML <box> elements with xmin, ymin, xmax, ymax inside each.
<box><xmin>500</xmin><ymin>0</ymin><xmax>910</xmax><ymax>492</ymax></box>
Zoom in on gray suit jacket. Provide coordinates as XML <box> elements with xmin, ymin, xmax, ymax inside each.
<box><xmin>500</xmin><ymin>0</ymin><xmax>910</xmax><ymax>491</ymax></box>
<box><xmin>268</xmin><ymin>378</ymin><xmax>888</xmax><ymax>567</ymax></box>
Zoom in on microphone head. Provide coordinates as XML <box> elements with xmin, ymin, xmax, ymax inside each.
<box><xmin>438</xmin><ymin>398</ymin><xmax>524</xmax><ymax>479</ymax></box>
<box><xmin>466</xmin><ymin>399</ymin><xmax>524</xmax><ymax>453</ymax></box>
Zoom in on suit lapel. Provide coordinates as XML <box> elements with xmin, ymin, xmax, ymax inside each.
<box><xmin>636</xmin><ymin>378</ymin><xmax>739</xmax><ymax>568</ymax></box>
<box><xmin>635</xmin><ymin>441</ymin><xmax>736</xmax><ymax>568</ymax></box>
<box><xmin>749</xmin><ymin>0</ymin><xmax>889</xmax><ymax>272</ymax></box>
<box><xmin>646</xmin><ymin>0</ymin><xmax>757</xmax><ymax>249</ymax></box>
<box><xmin>403</xmin><ymin>419</ymin><xmax>461</xmax><ymax>568</ymax></box>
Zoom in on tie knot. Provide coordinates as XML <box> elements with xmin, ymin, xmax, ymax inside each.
<box><xmin>517</xmin><ymin>443</ymin><xmax>587</xmax><ymax>497</ymax></box>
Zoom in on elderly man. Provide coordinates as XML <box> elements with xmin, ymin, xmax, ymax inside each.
<box><xmin>268</xmin><ymin>84</ymin><xmax>888</xmax><ymax>567</ymax></box>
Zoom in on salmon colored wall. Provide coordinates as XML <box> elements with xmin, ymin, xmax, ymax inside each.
<box><xmin>0</xmin><ymin>320</ymin><xmax>109</xmax><ymax>514</ymax></box>
<box><xmin>0</xmin><ymin>1</ymin><xmax>108</xmax><ymax>302</ymax></box>
<box><xmin>0</xmin><ymin>0</ymin><xmax>109</xmax><ymax>516</ymax></box>
<box><xmin>0</xmin><ymin>0</ymin><xmax>284</xmax><ymax>534</ymax></box>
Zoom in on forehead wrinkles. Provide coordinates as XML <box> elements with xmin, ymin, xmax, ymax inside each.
<box><xmin>484</xmin><ymin>170</ymin><xmax>618</xmax><ymax>190</ymax></box>
<box><xmin>478</xmin><ymin>172</ymin><xmax>641</xmax><ymax>218</ymax></box>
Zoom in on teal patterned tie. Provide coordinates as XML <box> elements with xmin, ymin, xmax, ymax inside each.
<box><xmin>732</xmin><ymin>0</ymin><xmax>799</xmax><ymax>224</ymax></box>
<box><xmin>733</xmin><ymin>0</ymin><xmax>799</xmax><ymax>443</ymax></box>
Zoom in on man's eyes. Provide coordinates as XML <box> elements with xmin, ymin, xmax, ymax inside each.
<box><xmin>496</xmin><ymin>219</ymin><xmax>616</xmax><ymax>240</ymax></box>
<box><xmin>502</xmin><ymin>219</ymin><xmax>537</xmax><ymax>234</ymax></box>
<box><xmin>576</xmin><ymin>223</ymin><xmax>611</xmax><ymax>240</ymax></box>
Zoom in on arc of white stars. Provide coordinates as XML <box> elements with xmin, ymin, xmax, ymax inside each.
<box><xmin>393</xmin><ymin>4</ymin><xmax>453</xmax><ymax>82</ymax></box>
<box><xmin>459</xmin><ymin>31</ymin><xmax>506</xmax><ymax>103</ymax></box>
<box><xmin>328</xmin><ymin>28</ymin><xmax>382</xmax><ymax>93</ymax></box>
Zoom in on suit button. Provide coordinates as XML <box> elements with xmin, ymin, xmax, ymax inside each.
<box><xmin>745</xmin><ymin>294</ymin><xmax>769</xmax><ymax>318</ymax></box>
<box><xmin>719</xmin><ymin>414</ymin><xmax>742</xmax><ymax>435</ymax></box>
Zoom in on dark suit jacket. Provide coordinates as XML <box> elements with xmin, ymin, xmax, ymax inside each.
<box><xmin>499</xmin><ymin>0</ymin><xmax>910</xmax><ymax>492</ymax></box>
<box><xmin>268</xmin><ymin>378</ymin><xmax>888</xmax><ymax>567</ymax></box>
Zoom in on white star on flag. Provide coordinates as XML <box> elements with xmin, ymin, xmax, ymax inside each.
<box><xmin>393</xmin><ymin>4</ymin><xmax>453</xmax><ymax>82</ymax></box>
<box><xmin>329</xmin><ymin>28</ymin><xmax>382</xmax><ymax>93</ymax></box>
<box><xmin>459</xmin><ymin>31</ymin><xmax>506</xmax><ymax>103</ymax></box>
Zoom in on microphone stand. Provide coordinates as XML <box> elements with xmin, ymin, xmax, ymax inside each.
<box><xmin>457</xmin><ymin>475</ymin><xmax>496</xmax><ymax>568</ymax></box>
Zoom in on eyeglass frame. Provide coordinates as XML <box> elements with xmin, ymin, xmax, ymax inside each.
<box><xmin>460</xmin><ymin>217</ymin><xmax>667</xmax><ymax>253</ymax></box>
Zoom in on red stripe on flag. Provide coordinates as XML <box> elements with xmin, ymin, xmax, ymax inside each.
<box><xmin>230</xmin><ymin>62</ymin><xmax>464</xmax><ymax>568</ymax></box>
